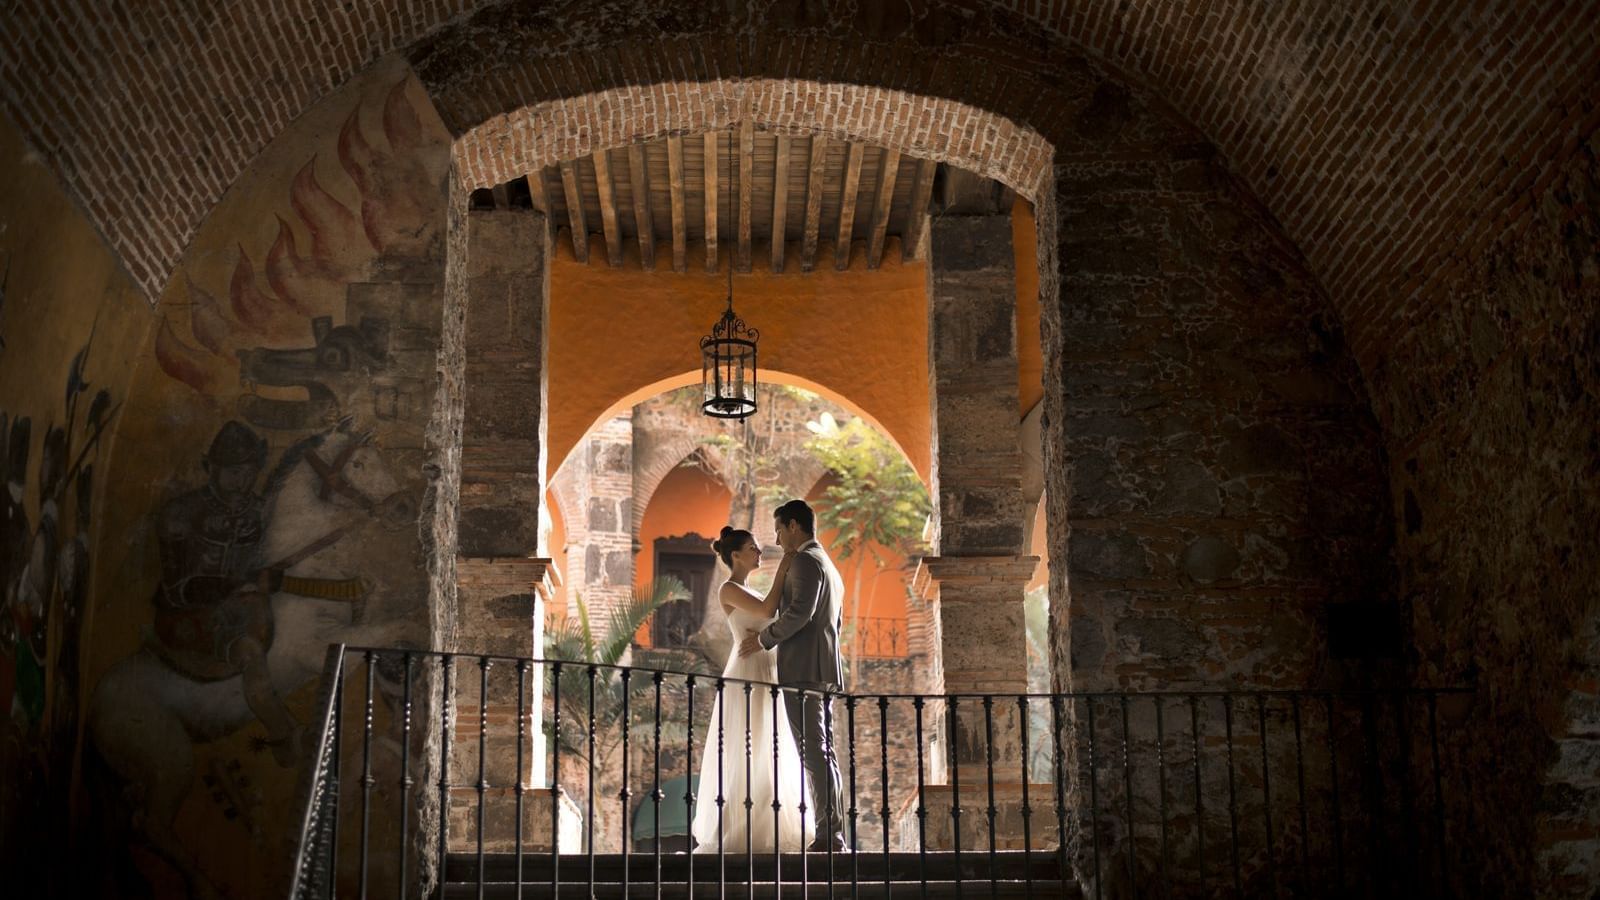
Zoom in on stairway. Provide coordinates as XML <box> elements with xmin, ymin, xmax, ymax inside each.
<box><xmin>443</xmin><ymin>850</ymin><xmax>1080</xmax><ymax>898</ymax></box>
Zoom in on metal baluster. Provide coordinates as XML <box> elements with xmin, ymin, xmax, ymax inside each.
<box><xmin>1362</xmin><ymin>692</ymin><xmax>1381</xmax><ymax>898</ymax></box>
<box><xmin>1189</xmin><ymin>696</ymin><xmax>1203</xmax><ymax>897</ymax></box>
<box><xmin>476</xmin><ymin>657</ymin><xmax>490</xmax><ymax>900</ymax></box>
<box><xmin>1257</xmin><ymin>693</ymin><xmax>1275</xmax><ymax>899</ymax></box>
<box><xmin>398</xmin><ymin>652</ymin><xmax>413</xmax><ymax>900</ymax></box>
<box><xmin>914</xmin><ymin>695</ymin><xmax>928</xmax><ymax>899</ymax></box>
<box><xmin>360</xmin><ymin>650</ymin><xmax>376</xmax><ymax>900</ymax></box>
<box><xmin>328</xmin><ymin>659</ymin><xmax>345</xmax><ymax>900</ymax></box>
<box><xmin>685</xmin><ymin>675</ymin><xmax>697</xmax><ymax>900</ymax></box>
<box><xmin>846</xmin><ymin>695</ymin><xmax>860</xmax><ymax>900</ymax></box>
<box><xmin>772</xmin><ymin>685</ymin><xmax>784</xmax><ymax>894</ymax></box>
<box><xmin>1291</xmin><ymin>695</ymin><xmax>1309</xmax><ymax>889</ymax></box>
<box><xmin>744</xmin><ymin>681</ymin><xmax>754</xmax><ymax>900</ymax></box>
<box><xmin>948</xmin><ymin>696</ymin><xmax>963</xmax><ymax>900</ymax></box>
<box><xmin>1050</xmin><ymin>696</ymin><xmax>1068</xmax><ymax>900</ymax></box>
<box><xmin>1396</xmin><ymin>692</ymin><xmax>1417</xmax><ymax>895</ymax></box>
<box><xmin>984</xmin><ymin>696</ymin><xmax>999</xmax><ymax>900</ymax></box>
<box><xmin>1428</xmin><ymin>693</ymin><xmax>1448</xmax><ymax>895</ymax></box>
<box><xmin>551</xmin><ymin>663</ymin><xmax>562</xmax><ymax>900</ymax></box>
<box><xmin>823</xmin><ymin>691</ymin><xmax>834</xmax><ymax>899</ymax></box>
<box><xmin>1088</xmin><ymin>698</ymin><xmax>1103</xmax><ymax>900</ymax></box>
<box><xmin>438</xmin><ymin>656</ymin><xmax>453</xmax><ymax>893</ymax></box>
<box><xmin>515</xmin><ymin>660</ymin><xmax>528</xmax><ymax>900</ymax></box>
<box><xmin>879</xmin><ymin>696</ymin><xmax>891</xmax><ymax>900</ymax></box>
<box><xmin>1155</xmin><ymin>697</ymin><xmax>1169</xmax><ymax>899</ymax></box>
<box><xmin>654</xmin><ymin>671</ymin><xmax>665</xmax><ymax>899</ymax></box>
<box><xmin>1018</xmin><ymin>696</ymin><xmax>1033</xmax><ymax>900</ymax></box>
<box><xmin>717</xmin><ymin>678</ymin><xmax>727</xmax><ymax>900</ymax></box>
<box><xmin>586</xmin><ymin>665</ymin><xmax>597</xmax><ymax>892</ymax></box>
<box><xmin>1225</xmin><ymin>696</ymin><xmax>1241</xmax><ymax>898</ymax></box>
<box><xmin>622</xmin><ymin>668</ymin><xmax>633</xmax><ymax>900</ymax></box>
<box><xmin>1120</xmin><ymin>695</ymin><xmax>1135</xmax><ymax>894</ymax></box>
<box><xmin>1325</xmin><ymin>693</ymin><xmax>1345</xmax><ymax>895</ymax></box>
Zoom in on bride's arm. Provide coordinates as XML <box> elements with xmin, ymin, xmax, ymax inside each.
<box><xmin>719</xmin><ymin>552</ymin><xmax>796</xmax><ymax>619</ymax></box>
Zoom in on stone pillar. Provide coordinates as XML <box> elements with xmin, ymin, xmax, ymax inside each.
<box><xmin>449</xmin><ymin>208</ymin><xmax>574</xmax><ymax>849</ymax></box>
<box><xmin>918</xmin><ymin>211</ymin><xmax>1047</xmax><ymax>850</ymax></box>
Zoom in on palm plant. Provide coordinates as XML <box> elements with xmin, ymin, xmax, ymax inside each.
<box><xmin>543</xmin><ymin>577</ymin><xmax>686</xmax><ymax>763</ymax></box>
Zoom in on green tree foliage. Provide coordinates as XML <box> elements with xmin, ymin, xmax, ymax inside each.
<box><xmin>804</xmin><ymin>413</ymin><xmax>930</xmax><ymax>687</ymax></box>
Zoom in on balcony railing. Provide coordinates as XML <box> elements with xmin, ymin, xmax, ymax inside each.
<box><xmin>290</xmin><ymin>646</ymin><xmax>1472</xmax><ymax>899</ymax></box>
<box><xmin>846</xmin><ymin>615</ymin><xmax>906</xmax><ymax>659</ymax></box>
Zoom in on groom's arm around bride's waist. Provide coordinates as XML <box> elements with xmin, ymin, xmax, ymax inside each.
<box><xmin>758</xmin><ymin>552</ymin><xmax>825</xmax><ymax>650</ymax></box>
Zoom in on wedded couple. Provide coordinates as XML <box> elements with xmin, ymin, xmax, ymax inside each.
<box><xmin>689</xmin><ymin>499</ymin><xmax>848</xmax><ymax>854</ymax></box>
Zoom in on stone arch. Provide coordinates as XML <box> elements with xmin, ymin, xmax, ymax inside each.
<box><xmin>631</xmin><ymin>435</ymin><xmax>729</xmax><ymax>538</ymax></box>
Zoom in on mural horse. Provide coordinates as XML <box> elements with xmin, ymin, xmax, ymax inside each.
<box><xmin>87</xmin><ymin>422</ymin><xmax>415</xmax><ymax>900</ymax></box>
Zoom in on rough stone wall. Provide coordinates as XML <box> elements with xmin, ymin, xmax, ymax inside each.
<box><xmin>1046</xmin><ymin>90</ymin><xmax>1390</xmax><ymax>696</ymax></box>
<box><xmin>457</xmin><ymin>208</ymin><xmax>548</xmax><ymax>559</ymax></box>
<box><xmin>553</xmin><ymin>414</ymin><xmax>636</xmax><ymax>620</ymax></box>
<box><xmin>1376</xmin><ymin>133</ymin><xmax>1600</xmax><ymax>897</ymax></box>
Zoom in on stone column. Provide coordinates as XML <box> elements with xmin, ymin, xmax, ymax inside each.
<box><xmin>918</xmin><ymin>210</ymin><xmax>1046</xmax><ymax>849</ymax></box>
<box><xmin>449</xmin><ymin>208</ymin><xmax>577</xmax><ymax>850</ymax></box>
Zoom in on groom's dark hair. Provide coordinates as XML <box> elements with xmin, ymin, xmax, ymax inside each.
<box><xmin>773</xmin><ymin>499</ymin><xmax>815</xmax><ymax>536</ymax></box>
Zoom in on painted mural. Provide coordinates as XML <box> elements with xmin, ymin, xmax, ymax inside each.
<box><xmin>68</xmin><ymin>65</ymin><xmax>452</xmax><ymax>900</ymax></box>
<box><xmin>0</xmin><ymin>293</ymin><xmax>122</xmax><ymax>898</ymax></box>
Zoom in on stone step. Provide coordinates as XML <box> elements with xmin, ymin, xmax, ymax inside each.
<box><xmin>445</xmin><ymin>850</ymin><xmax>1066</xmax><ymax>884</ymax></box>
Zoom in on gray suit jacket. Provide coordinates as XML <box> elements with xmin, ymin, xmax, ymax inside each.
<box><xmin>757</xmin><ymin>540</ymin><xmax>845</xmax><ymax>690</ymax></box>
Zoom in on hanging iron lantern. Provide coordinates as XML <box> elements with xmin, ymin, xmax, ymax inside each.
<box><xmin>701</xmin><ymin>295</ymin><xmax>759</xmax><ymax>419</ymax></box>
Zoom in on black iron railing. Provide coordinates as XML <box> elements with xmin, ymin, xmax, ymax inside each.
<box><xmin>289</xmin><ymin>645</ymin><xmax>1471</xmax><ymax>899</ymax></box>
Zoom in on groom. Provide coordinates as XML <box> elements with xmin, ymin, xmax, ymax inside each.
<box><xmin>739</xmin><ymin>498</ymin><xmax>848</xmax><ymax>852</ymax></box>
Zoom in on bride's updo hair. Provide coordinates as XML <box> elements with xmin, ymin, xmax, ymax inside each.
<box><xmin>711</xmin><ymin>526</ymin><xmax>755</xmax><ymax>567</ymax></box>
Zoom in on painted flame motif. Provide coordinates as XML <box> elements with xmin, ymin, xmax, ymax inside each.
<box><xmin>184</xmin><ymin>272</ymin><xmax>232</xmax><ymax>355</ymax></box>
<box><xmin>156</xmin><ymin>76</ymin><xmax>444</xmax><ymax>395</ymax></box>
<box><xmin>383</xmin><ymin>78</ymin><xmax>425</xmax><ymax>153</ymax></box>
<box><xmin>290</xmin><ymin>156</ymin><xmax>367</xmax><ymax>260</ymax></box>
<box><xmin>340</xmin><ymin>79</ymin><xmax>443</xmax><ymax>256</ymax></box>
<box><xmin>229</xmin><ymin>248</ymin><xmax>278</xmax><ymax>330</ymax></box>
<box><xmin>155</xmin><ymin>315</ymin><xmax>219</xmax><ymax>394</ymax></box>
<box><xmin>265</xmin><ymin>216</ymin><xmax>332</xmax><ymax>315</ymax></box>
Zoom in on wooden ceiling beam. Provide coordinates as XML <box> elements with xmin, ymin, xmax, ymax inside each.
<box><xmin>525</xmin><ymin>168</ymin><xmax>559</xmax><ymax>243</ymax></box>
<box><xmin>865</xmin><ymin>149</ymin><xmax>901</xmax><ymax>269</ymax></box>
<box><xmin>592</xmin><ymin>149</ymin><xmax>623</xmax><ymax>267</ymax></box>
<box><xmin>800</xmin><ymin>135</ymin><xmax>827</xmax><ymax>272</ymax></box>
<box><xmin>770</xmin><ymin>134</ymin><xmax>792</xmax><ymax>274</ymax></box>
<box><xmin>703</xmin><ymin>131</ymin><xmax>720</xmax><ymax>273</ymax></box>
<box><xmin>736</xmin><ymin>119</ymin><xmax>754</xmax><ymax>273</ymax></box>
<box><xmin>902</xmin><ymin>158</ymin><xmax>938</xmax><ymax>262</ymax></box>
<box><xmin>627</xmin><ymin>143</ymin><xmax>655</xmax><ymax>270</ymax></box>
<box><xmin>666</xmin><ymin>136</ymin><xmax>687</xmax><ymax>272</ymax></box>
<box><xmin>557</xmin><ymin>159</ymin><xmax>588</xmax><ymax>263</ymax></box>
<box><xmin>835</xmin><ymin>142</ymin><xmax>865</xmax><ymax>270</ymax></box>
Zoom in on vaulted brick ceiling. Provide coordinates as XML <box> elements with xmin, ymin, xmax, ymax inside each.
<box><xmin>3</xmin><ymin>1</ymin><xmax>1596</xmax><ymax>368</ymax></box>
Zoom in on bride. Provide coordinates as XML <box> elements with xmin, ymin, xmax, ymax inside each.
<box><xmin>690</xmin><ymin>526</ymin><xmax>812</xmax><ymax>853</ymax></box>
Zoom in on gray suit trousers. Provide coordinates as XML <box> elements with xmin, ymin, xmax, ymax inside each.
<box><xmin>783</xmin><ymin>686</ymin><xmax>845</xmax><ymax>845</ymax></box>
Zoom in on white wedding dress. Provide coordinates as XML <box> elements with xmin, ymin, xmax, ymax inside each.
<box><xmin>690</xmin><ymin>591</ymin><xmax>812</xmax><ymax>853</ymax></box>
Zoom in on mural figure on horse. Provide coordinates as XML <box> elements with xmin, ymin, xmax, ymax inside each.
<box><xmin>89</xmin><ymin>416</ymin><xmax>415</xmax><ymax>900</ymax></box>
<box><xmin>151</xmin><ymin>420</ymin><xmax>301</xmax><ymax>765</ymax></box>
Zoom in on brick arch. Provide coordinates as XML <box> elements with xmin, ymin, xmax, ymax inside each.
<box><xmin>3</xmin><ymin>1</ymin><xmax>1592</xmax><ymax>370</ymax></box>
<box><xmin>631</xmin><ymin>436</ymin><xmax>732</xmax><ymax>538</ymax></box>
<box><xmin>453</xmin><ymin>78</ymin><xmax>1055</xmax><ymax>202</ymax></box>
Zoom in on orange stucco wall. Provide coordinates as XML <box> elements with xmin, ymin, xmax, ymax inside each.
<box><xmin>633</xmin><ymin>463</ymin><xmax>733</xmax><ymax>647</ymax></box>
<box><xmin>547</xmin><ymin>237</ymin><xmax>931</xmax><ymax>483</ymax></box>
